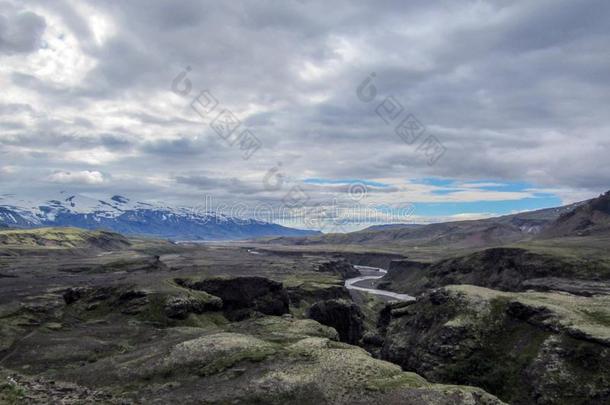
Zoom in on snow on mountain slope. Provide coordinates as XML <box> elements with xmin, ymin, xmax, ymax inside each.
<box><xmin>0</xmin><ymin>193</ymin><xmax>319</xmax><ymax>240</ymax></box>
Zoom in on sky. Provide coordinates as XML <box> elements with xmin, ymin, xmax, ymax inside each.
<box><xmin>0</xmin><ymin>0</ymin><xmax>609</xmax><ymax>231</ymax></box>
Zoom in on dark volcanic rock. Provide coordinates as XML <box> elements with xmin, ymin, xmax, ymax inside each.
<box><xmin>362</xmin><ymin>331</ymin><xmax>384</xmax><ymax>346</ymax></box>
<box><xmin>380</xmin><ymin>286</ymin><xmax>610</xmax><ymax>405</ymax></box>
<box><xmin>286</xmin><ymin>283</ymin><xmax>350</xmax><ymax>309</ymax></box>
<box><xmin>163</xmin><ymin>294</ymin><xmax>223</xmax><ymax>319</ymax></box>
<box><xmin>177</xmin><ymin>276</ymin><xmax>289</xmax><ymax>320</ymax></box>
<box><xmin>332</xmin><ymin>252</ymin><xmax>406</xmax><ymax>269</ymax></box>
<box><xmin>376</xmin><ymin>259</ymin><xmax>428</xmax><ymax>292</ymax></box>
<box><xmin>63</xmin><ymin>284</ymin><xmax>224</xmax><ymax>321</ymax></box>
<box><xmin>316</xmin><ymin>260</ymin><xmax>360</xmax><ymax>280</ymax></box>
<box><xmin>63</xmin><ymin>288</ymin><xmax>87</xmax><ymax>305</ymax></box>
<box><xmin>541</xmin><ymin>190</ymin><xmax>610</xmax><ymax>238</ymax></box>
<box><xmin>522</xmin><ymin>277</ymin><xmax>610</xmax><ymax>297</ymax></box>
<box><xmin>118</xmin><ymin>290</ymin><xmax>148</xmax><ymax>302</ymax></box>
<box><xmin>381</xmin><ymin>247</ymin><xmax>610</xmax><ymax>296</ymax></box>
<box><xmin>308</xmin><ymin>299</ymin><xmax>364</xmax><ymax>344</ymax></box>
<box><xmin>505</xmin><ymin>300</ymin><xmax>553</xmax><ymax>323</ymax></box>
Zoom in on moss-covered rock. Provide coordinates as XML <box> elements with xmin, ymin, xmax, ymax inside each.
<box><xmin>176</xmin><ymin>276</ymin><xmax>289</xmax><ymax>320</ymax></box>
<box><xmin>315</xmin><ymin>260</ymin><xmax>360</xmax><ymax>280</ymax></box>
<box><xmin>283</xmin><ymin>273</ymin><xmax>350</xmax><ymax>317</ymax></box>
<box><xmin>162</xmin><ymin>332</ymin><xmax>277</xmax><ymax>376</ymax></box>
<box><xmin>5</xmin><ymin>310</ymin><xmax>503</xmax><ymax>404</ymax></box>
<box><xmin>163</xmin><ymin>292</ymin><xmax>223</xmax><ymax>319</ymax></box>
<box><xmin>229</xmin><ymin>315</ymin><xmax>339</xmax><ymax>343</ymax></box>
<box><xmin>381</xmin><ymin>247</ymin><xmax>610</xmax><ymax>296</ymax></box>
<box><xmin>247</xmin><ymin>336</ymin><xmax>503</xmax><ymax>405</ymax></box>
<box><xmin>381</xmin><ymin>285</ymin><xmax>610</xmax><ymax>404</ymax></box>
<box><xmin>308</xmin><ymin>299</ymin><xmax>364</xmax><ymax>344</ymax></box>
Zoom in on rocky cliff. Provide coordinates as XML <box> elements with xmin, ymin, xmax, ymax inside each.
<box><xmin>380</xmin><ymin>247</ymin><xmax>610</xmax><ymax>296</ymax></box>
<box><xmin>380</xmin><ymin>285</ymin><xmax>610</xmax><ymax>404</ymax></box>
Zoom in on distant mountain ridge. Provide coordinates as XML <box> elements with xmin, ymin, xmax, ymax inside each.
<box><xmin>264</xmin><ymin>199</ymin><xmax>589</xmax><ymax>249</ymax></box>
<box><xmin>540</xmin><ymin>191</ymin><xmax>610</xmax><ymax>238</ymax></box>
<box><xmin>0</xmin><ymin>193</ymin><xmax>319</xmax><ymax>241</ymax></box>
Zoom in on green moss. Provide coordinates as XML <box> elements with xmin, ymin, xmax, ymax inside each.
<box><xmin>282</xmin><ymin>273</ymin><xmax>342</xmax><ymax>289</ymax></box>
<box><xmin>441</xmin><ymin>296</ymin><xmax>550</xmax><ymax>404</ymax></box>
<box><xmin>197</xmin><ymin>345</ymin><xmax>276</xmax><ymax>376</ymax></box>
<box><xmin>358</xmin><ymin>293</ymin><xmax>386</xmax><ymax>331</ymax></box>
<box><xmin>179</xmin><ymin>311</ymin><xmax>228</xmax><ymax>328</ymax></box>
<box><xmin>137</xmin><ymin>294</ymin><xmax>169</xmax><ymax>326</ymax></box>
<box><xmin>231</xmin><ymin>316</ymin><xmax>339</xmax><ymax>343</ymax></box>
<box><xmin>580</xmin><ymin>309</ymin><xmax>610</xmax><ymax>327</ymax></box>
<box><xmin>0</xmin><ymin>227</ymin><xmax>126</xmax><ymax>249</ymax></box>
<box><xmin>448</xmin><ymin>285</ymin><xmax>610</xmax><ymax>344</ymax></box>
<box><xmin>365</xmin><ymin>372</ymin><xmax>430</xmax><ymax>391</ymax></box>
<box><xmin>43</xmin><ymin>322</ymin><xmax>63</xmax><ymax>331</ymax></box>
<box><xmin>0</xmin><ymin>382</ymin><xmax>26</xmax><ymax>404</ymax></box>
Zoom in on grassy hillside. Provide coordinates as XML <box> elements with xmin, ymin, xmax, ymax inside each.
<box><xmin>0</xmin><ymin>227</ymin><xmax>131</xmax><ymax>251</ymax></box>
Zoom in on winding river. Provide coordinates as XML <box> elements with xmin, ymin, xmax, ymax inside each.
<box><xmin>245</xmin><ymin>249</ymin><xmax>415</xmax><ymax>302</ymax></box>
<box><xmin>345</xmin><ymin>265</ymin><xmax>415</xmax><ymax>301</ymax></box>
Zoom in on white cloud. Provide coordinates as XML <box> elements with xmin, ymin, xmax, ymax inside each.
<box><xmin>48</xmin><ymin>170</ymin><xmax>105</xmax><ymax>185</ymax></box>
<box><xmin>0</xmin><ymin>0</ymin><xmax>608</xmax><ymax>225</ymax></box>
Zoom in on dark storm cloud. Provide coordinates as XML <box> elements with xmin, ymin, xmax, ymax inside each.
<box><xmin>175</xmin><ymin>173</ymin><xmax>265</xmax><ymax>195</ymax></box>
<box><xmin>0</xmin><ymin>103</ymin><xmax>34</xmax><ymax>115</ymax></box>
<box><xmin>141</xmin><ymin>136</ymin><xmax>220</xmax><ymax>157</ymax></box>
<box><xmin>0</xmin><ymin>7</ymin><xmax>46</xmax><ymax>54</ymax></box>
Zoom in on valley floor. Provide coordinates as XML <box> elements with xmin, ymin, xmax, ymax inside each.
<box><xmin>1</xmin><ymin>230</ymin><xmax>609</xmax><ymax>404</ymax></box>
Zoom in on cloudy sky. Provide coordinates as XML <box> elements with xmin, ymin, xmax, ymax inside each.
<box><xmin>1</xmin><ymin>0</ymin><xmax>609</xmax><ymax>230</ymax></box>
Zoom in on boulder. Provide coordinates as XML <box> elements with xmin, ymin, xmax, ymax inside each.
<box><xmin>176</xmin><ymin>276</ymin><xmax>289</xmax><ymax>320</ymax></box>
<box><xmin>307</xmin><ymin>299</ymin><xmax>364</xmax><ymax>344</ymax></box>
<box><xmin>316</xmin><ymin>260</ymin><xmax>360</xmax><ymax>280</ymax></box>
<box><xmin>163</xmin><ymin>294</ymin><xmax>223</xmax><ymax>319</ymax></box>
<box><xmin>63</xmin><ymin>288</ymin><xmax>87</xmax><ymax>305</ymax></box>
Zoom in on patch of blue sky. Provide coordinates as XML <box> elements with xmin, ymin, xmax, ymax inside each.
<box><xmin>411</xmin><ymin>195</ymin><xmax>562</xmax><ymax>217</ymax></box>
<box><xmin>431</xmin><ymin>188</ymin><xmax>462</xmax><ymax>195</ymax></box>
<box><xmin>414</xmin><ymin>177</ymin><xmax>455</xmax><ymax>187</ymax></box>
<box><xmin>459</xmin><ymin>180</ymin><xmax>534</xmax><ymax>192</ymax></box>
<box><xmin>414</xmin><ymin>177</ymin><xmax>537</xmax><ymax>192</ymax></box>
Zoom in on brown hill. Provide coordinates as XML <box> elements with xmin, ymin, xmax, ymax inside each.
<box><xmin>265</xmin><ymin>201</ymin><xmax>583</xmax><ymax>250</ymax></box>
<box><xmin>540</xmin><ymin>191</ymin><xmax>610</xmax><ymax>238</ymax></box>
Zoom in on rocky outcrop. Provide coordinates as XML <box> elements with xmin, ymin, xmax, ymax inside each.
<box><xmin>63</xmin><ymin>286</ymin><xmax>152</xmax><ymax>316</ymax></box>
<box><xmin>0</xmin><ymin>367</ymin><xmax>122</xmax><ymax>404</ymax></box>
<box><xmin>163</xmin><ymin>293</ymin><xmax>223</xmax><ymax>319</ymax></box>
<box><xmin>286</xmin><ymin>282</ymin><xmax>350</xmax><ymax>310</ymax></box>
<box><xmin>380</xmin><ymin>285</ymin><xmax>610</xmax><ymax>404</ymax></box>
<box><xmin>316</xmin><ymin>260</ymin><xmax>360</xmax><ymax>280</ymax></box>
<box><xmin>63</xmin><ymin>285</ymin><xmax>223</xmax><ymax>322</ymax></box>
<box><xmin>308</xmin><ymin>299</ymin><xmax>364</xmax><ymax>344</ymax></box>
<box><xmin>380</xmin><ymin>247</ymin><xmax>610</xmax><ymax>296</ymax></box>
<box><xmin>176</xmin><ymin>276</ymin><xmax>290</xmax><ymax>320</ymax></box>
<box><xmin>540</xmin><ymin>190</ymin><xmax>610</xmax><ymax>238</ymax></box>
<box><xmin>522</xmin><ymin>277</ymin><xmax>610</xmax><ymax>296</ymax></box>
<box><xmin>331</xmin><ymin>252</ymin><xmax>406</xmax><ymax>269</ymax></box>
<box><xmin>25</xmin><ymin>315</ymin><xmax>502</xmax><ymax>405</ymax></box>
<box><xmin>376</xmin><ymin>259</ymin><xmax>428</xmax><ymax>292</ymax></box>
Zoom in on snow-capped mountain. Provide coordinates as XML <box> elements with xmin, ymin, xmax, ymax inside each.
<box><xmin>0</xmin><ymin>192</ymin><xmax>319</xmax><ymax>240</ymax></box>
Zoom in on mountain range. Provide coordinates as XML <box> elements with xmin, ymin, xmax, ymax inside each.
<box><xmin>264</xmin><ymin>193</ymin><xmax>610</xmax><ymax>250</ymax></box>
<box><xmin>0</xmin><ymin>192</ymin><xmax>319</xmax><ymax>241</ymax></box>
